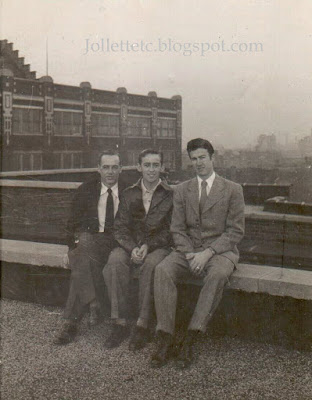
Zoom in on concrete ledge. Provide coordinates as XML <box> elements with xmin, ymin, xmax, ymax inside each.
<box><xmin>0</xmin><ymin>179</ymin><xmax>81</xmax><ymax>190</ymax></box>
<box><xmin>1</xmin><ymin>239</ymin><xmax>312</xmax><ymax>301</ymax></box>
<box><xmin>0</xmin><ymin>165</ymin><xmax>138</xmax><ymax>178</ymax></box>
<box><xmin>229</xmin><ymin>264</ymin><xmax>312</xmax><ymax>300</ymax></box>
<box><xmin>0</xmin><ymin>239</ymin><xmax>69</xmax><ymax>268</ymax></box>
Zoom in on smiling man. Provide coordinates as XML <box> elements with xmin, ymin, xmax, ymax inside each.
<box><xmin>151</xmin><ymin>138</ymin><xmax>245</xmax><ymax>369</ymax></box>
<box><xmin>103</xmin><ymin>149</ymin><xmax>173</xmax><ymax>350</ymax></box>
<box><xmin>54</xmin><ymin>150</ymin><xmax>125</xmax><ymax>345</ymax></box>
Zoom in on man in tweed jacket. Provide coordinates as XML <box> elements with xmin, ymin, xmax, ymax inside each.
<box><xmin>151</xmin><ymin>138</ymin><xmax>245</xmax><ymax>369</ymax></box>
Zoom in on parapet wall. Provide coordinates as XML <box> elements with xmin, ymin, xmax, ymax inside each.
<box><xmin>1</xmin><ymin>179</ymin><xmax>311</xmax><ymax>270</ymax></box>
<box><xmin>0</xmin><ymin>168</ymin><xmax>292</xmax><ymax>205</ymax></box>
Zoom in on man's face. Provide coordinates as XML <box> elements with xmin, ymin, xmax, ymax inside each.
<box><xmin>189</xmin><ymin>148</ymin><xmax>214</xmax><ymax>180</ymax></box>
<box><xmin>137</xmin><ymin>153</ymin><xmax>163</xmax><ymax>186</ymax></box>
<box><xmin>98</xmin><ymin>155</ymin><xmax>121</xmax><ymax>187</ymax></box>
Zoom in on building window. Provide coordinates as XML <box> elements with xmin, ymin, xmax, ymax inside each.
<box><xmin>162</xmin><ymin>150</ymin><xmax>176</xmax><ymax>170</ymax></box>
<box><xmin>126</xmin><ymin>150</ymin><xmax>142</xmax><ymax>166</ymax></box>
<box><xmin>91</xmin><ymin>114</ymin><xmax>119</xmax><ymax>136</ymax></box>
<box><xmin>54</xmin><ymin>152</ymin><xmax>83</xmax><ymax>169</ymax></box>
<box><xmin>126</xmin><ymin>116</ymin><xmax>151</xmax><ymax>137</ymax></box>
<box><xmin>13</xmin><ymin>152</ymin><xmax>43</xmax><ymax>171</ymax></box>
<box><xmin>54</xmin><ymin>111</ymin><xmax>83</xmax><ymax>136</ymax></box>
<box><xmin>157</xmin><ymin>118</ymin><xmax>176</xmax><ymax>138</ymax></box>
<box><xmin>12</xmin><ymin>108</ymin><xmax>43</xmax><ymax>135</ymax></box>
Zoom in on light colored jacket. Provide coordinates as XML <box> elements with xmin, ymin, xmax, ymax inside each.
<box><xmin>170</xmin><ymin>174</ymin><xmax>245</xmax><ymax>265</ymax></box>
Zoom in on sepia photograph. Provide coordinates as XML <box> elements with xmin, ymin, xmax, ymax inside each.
<box><xmin>1</xmin><ymin>0</ymin><xmax>312</xmax><ymax>399</ymax></box>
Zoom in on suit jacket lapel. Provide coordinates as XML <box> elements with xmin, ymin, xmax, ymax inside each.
<box><xmin>94</xmin><ymin>179</ymin><xmax>102</xmax><ymax>203</ymax></box>
<box><xmin>187</xmin><ymin>178</ymin><xmax>200</xmax><ymax>216</ymax></box>
<box><xmin>202</xmin><ymin>174</ymin><xmax>224</xmax><ymax>213</ymax></box>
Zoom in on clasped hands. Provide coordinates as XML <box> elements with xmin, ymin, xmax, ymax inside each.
<box><xmin>185</xmin><ymin>248</ymin><xmax>214</xmax><ymax>277</ymax></box>
<box><xmin>131</xmin><ymin>244</ymin><xmax>149</xmax><ymax>265</ymax></box>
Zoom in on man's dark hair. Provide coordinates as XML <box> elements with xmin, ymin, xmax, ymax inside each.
<box><xmin>98</xmin><ymin>150</ymin><xmax>121</xmax><ymax>165</ymax></box>
<box><xmin>187</xmin><ymin>138</ymin><xmax>214</xmax><ymax>159</ymax></box>
<box><xmin>138</xmin><ymin>149</ymin><xmax>163</xmax><ymax>165</ymax></box>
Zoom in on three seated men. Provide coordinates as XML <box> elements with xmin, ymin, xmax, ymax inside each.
<box><xmin>55</xmin><ymin>140</ymin><xmax>245</xmax><ymax>369</ymax></box>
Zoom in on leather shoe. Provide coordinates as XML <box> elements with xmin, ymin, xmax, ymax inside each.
<box><xmin>175</xmin><ymin>330</ymin><xmax>199</xmax><ymax>369</ymax></box>
<box><xmin>150</xmin><ymin>331</ymin><xmax>173</xmax><ymax>368</ymax></box>
<box><xmin>129</xmin><ymin>326</ymin><xmax>151</xmax><ymax>351</ymax></box>
<box><xmin>53</xmin><ymin>321</ymin><xmax>78</xmax><ymax>345</ymax></box>
<box><xmin>104</xmin><ymin>325</ymin><xmax>130</xmax><ymax>349</ymax></box>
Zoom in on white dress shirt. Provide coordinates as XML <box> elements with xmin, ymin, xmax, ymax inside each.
<box><xmin>197</xmin><ymin>171</ymin><xmax>216</xmax><ymax>200</ymax></box>
<box><xmin>98</xmin><ymin>182</ymin><xmax>119</xmax><ymax>232</ymax></box>
<box><xmin>141</xmin><ymin>179</ymin><xmax>161</xmax><ymax>214</ymax></box>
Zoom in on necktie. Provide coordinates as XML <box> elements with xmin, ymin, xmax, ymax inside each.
<box><xmin>199</xmin><ymin>180</ymin><xmax>208</xmax><ymax>215</ymax></box>
<box><xmin>105</xmin><ymin>188</ymin><xmax>114</xmax><ymax>233</ymax></box>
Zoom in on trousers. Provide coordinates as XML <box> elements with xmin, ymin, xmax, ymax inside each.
<box><xmin>64</xmin><ymin>232</ymin><xmax>115</xmax><ymax>320</ymax></box>
<box><xmin>154</xmin><ymin>251</ymin><xmax>234</xmax><ymax>335</ymax></box>
<box><xmin>103</xmin><ymin>247</ymin><xmax>170</xmax><ymax>328</ymax></box>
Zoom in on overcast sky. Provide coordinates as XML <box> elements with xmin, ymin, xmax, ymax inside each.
<box><xmin>2</xmin><ymin>0</ymin><xmax>312</xmax><ymax>148</ymax></box>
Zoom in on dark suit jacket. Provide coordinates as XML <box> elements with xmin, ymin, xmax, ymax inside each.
<box><xmin>170</xmin><ymin>174</ymin><xmax>245</xmax><ymax>265</ymax></box>
<box><xmin>66</xmin><ymin>175</ymin><xmax>127</xmax><ymax>249</ymax></box>
<box><xmin>114</xmin><ymin>179</ymin><xmax>173</xmax><ymax>254</ymax></box>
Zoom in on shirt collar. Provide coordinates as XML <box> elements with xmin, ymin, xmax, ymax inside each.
<box><xmin>197</xmin><ymin>171</ymin><xmax>216</xmax><ymax>189</ymax></box>
<box><xmin>100</xmin><ymin>182</ymin><xmax>118</xmax><ymax>197</ymax></box>
<box><xmin>141</xmin><ymin>178</ymin><xmax>161</xmax><ymax>194</ymax></box>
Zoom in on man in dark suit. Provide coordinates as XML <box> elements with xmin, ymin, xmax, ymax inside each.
<box><xmin>151</xmin><ymin>138</ymin><xmax>245</xmax><ymax>368</ymax></box>
<box><xmin>103</xmin><ymin>149</ymin><xmax>173</xmax><ymax>350</ymax></box>
<box><xmin>54</xmin><ymin>150</ymin><xmax>125</xmax><ymax>345</ymax></box>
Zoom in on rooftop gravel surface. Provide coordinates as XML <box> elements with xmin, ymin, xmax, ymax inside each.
<box><xmin>1</xmin><ymin>299</ymin><xmax>311</xmax><ymax>400</ymax></box>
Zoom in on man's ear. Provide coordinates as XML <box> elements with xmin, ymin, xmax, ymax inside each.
<box><xmin>160</xmin><ymin>164</ymin><xmax>165</xmax><ymax>173</ymax></box>
<box><xmin>137</xmin><ymin>163</ymin><xmax>142</xmax><ymax>173</ymax></box>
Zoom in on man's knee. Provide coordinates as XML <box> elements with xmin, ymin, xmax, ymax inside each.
<box><xmin>205</xmin><ymin>256</ymin><xmax>234</xmax><ymax>283</ymax></box>
<box><xmin>103</xmin><ymin>247</ymin><xmax>130</xmax><ymax>277</ymax></box>
<box><xmin>141</xmin><ymin>249</ymin><xmax>169</xmax><ymax>273</ymax></box>
<box><xmin>106</xmin><ymin>247</ymin><xmax>129</xmax><ymax>264</ymax></box>
<box><xmin>154</xmin><ymin>252</ymin><xmax>179</xmax><ymax>283</ymax></box>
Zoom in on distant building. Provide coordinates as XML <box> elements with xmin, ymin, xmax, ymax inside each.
<box><xmin>255</xmin><ymin>134</ymin><xmax>277</xmax><ymax>152</ymax></box>
<box><xmin>0</xmin><ymin>40</ymin><xmax>182</xmax><ymax>171</ymax></box>
<box><xmin>298</xmin><ymin>129</ymin><xmax>312</xmax><ymax>158</ymax></box>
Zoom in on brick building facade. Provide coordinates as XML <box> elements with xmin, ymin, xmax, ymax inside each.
<box><xmin>0</xmin><ymin>40</ymin><xmax>182</xmax><ymax>171</ymax></box>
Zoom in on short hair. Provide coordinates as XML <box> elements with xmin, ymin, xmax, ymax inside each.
<box><xmin>187</xmin><ymin>138</ymin><xmax>214</xmax><ymax>158</ymax></box>
<box><xmin>98</xmin><ymin>150</ymin><xmax>121</xmax><ymax>165</ymax></box>
<box><xmin>138</xmin><ymin>149</ymin><xmax>163</xmax><ymax>165</ymax></box>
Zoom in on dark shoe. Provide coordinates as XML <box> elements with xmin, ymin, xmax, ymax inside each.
<box><xmin>53</xmin><ymin>321</ymin><xmax>78</xmax><ymax>345</ymax></box>
<box><xmin>88</xmin><ymin>306</ymin><xmax>100</xmax><ymax>327</ymax></box>
<box><xmin>129</xmin><ymin>326</ymin><xmax>151</xmax><ymax>351</ymax></box>
<box><xmin>150</xmin><ymin>331</ymin><xmax>173</xmax><ymax>368</ymax></box>
<box><xmin>175</xmin><ymin>330</ymin><xmax>199</xmax><ymax>369</ymax></box>
<box><xmin>104</xmin><ymin>325</ymin><xmax>130</xmax><ymax>349</ymax></box>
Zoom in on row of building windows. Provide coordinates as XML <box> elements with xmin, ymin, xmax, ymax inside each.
<box><xmin>13</xmin><ymin>152</ymin><xmax>43</xmax><ymax>171</ymax></box>
<box><xmin>54</xmin><ymin>111</ymin><xmax>83</xmax><ymax>136</ymax></box>
<box><xmin>12</xmin><ymin>150</ymin><xmax>176</xmax><ymax>171</ymax></box>
<box><xmin>91</xmin><ymin>114</ymin><xmax>119</xmax><ymax>137</ymax></box>
<box><xmin>12</xmin><ymin>108</ymin><xmax>43</xmax><ymax>135</ymax></box>
<box><xmin>10</xmin><ymin>109</ymin><xmax>176</xmax><ymax>138</ymax></box>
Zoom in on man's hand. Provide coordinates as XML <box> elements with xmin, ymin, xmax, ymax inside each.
<box><xmin>137</xmin><ymin>244</ymin><xmax>149</xmax><ymax>261</ymax></box>
<box><xmin>131</xmin><ymin>244</ymin><xmax>149</xmax><ymax>265</ymax></box>
<box><xmin>131</xmin><ymin>247</ymin><xmax>142</xmax><ymax>264</ymax></box>
<box><xmin>185</xmin><ymin>248</ymin><xmax>215</xmax><ymax>277</ymax></box>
